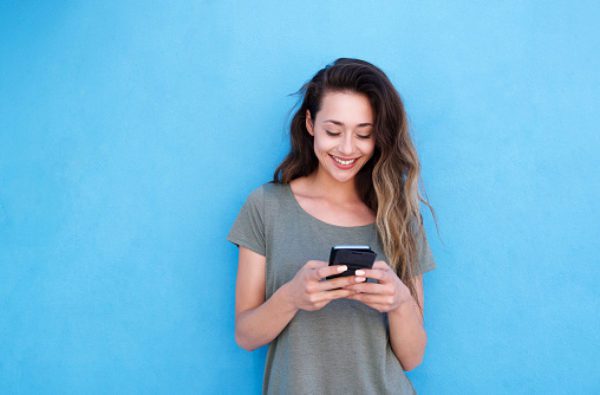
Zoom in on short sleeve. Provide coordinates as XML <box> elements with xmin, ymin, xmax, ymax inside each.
<box><xmin>227</xmin><ymin>186</ymin><xmax>266</xmax><ymax>256</ymax></box>
<box><xmin>414</xmin><ymin>230</ymin><xmax>436</xmax><ymax>276</ymax></box>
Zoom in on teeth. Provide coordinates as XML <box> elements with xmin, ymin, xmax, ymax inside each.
<box><xmin>333</xmin><ymin>156</ymin><xmax>357</xmax><ymax>165</ymax></box>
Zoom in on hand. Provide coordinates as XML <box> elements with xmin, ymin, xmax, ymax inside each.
<box><xmin>343</xmin><ymin>261</ymin><xmax>412</xmax><ymax>313</ymax></box>
<box><xmin>286</xmin><ymin>260</ymin><xmax>365</xmax><ymax>311</ymax></box>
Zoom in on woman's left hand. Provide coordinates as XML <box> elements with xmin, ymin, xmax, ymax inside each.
<box><xmin>343</xmin><ymin>261</ymin><xmax>412</xmax><ymax>313</ymax></box>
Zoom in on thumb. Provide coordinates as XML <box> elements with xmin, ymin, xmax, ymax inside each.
<box><xmin>306</xmin><ymin>260</ymin><xmax>327</xmax><ymax>269</ymax></box>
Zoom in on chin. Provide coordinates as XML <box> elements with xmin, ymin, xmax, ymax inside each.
<box><xmin>328</xmin><ymin>168</ymin><xmax>361</xmax><ymax>183</ymax></box>
<box><xmin>332</xmin><ymin>176</ymin><xmax>355</xmax><ymax>183</ymax></box>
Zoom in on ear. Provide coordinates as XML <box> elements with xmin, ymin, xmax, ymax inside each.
<box><xmin>305</xmin><ymin>109</ymin><xmax>314</xmax><ymax>136</ymax></box>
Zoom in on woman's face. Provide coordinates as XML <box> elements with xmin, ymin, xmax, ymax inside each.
<box><xmin>306</xmin><ymin>91</ymin><xmax>376</xmax><ymax>184</ymax></box>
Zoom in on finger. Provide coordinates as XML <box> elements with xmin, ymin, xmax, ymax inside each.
<box><xmin>314</xmin><ymin>288</ymin><xmax>354</xmax><ymax>302</ymax></box>
<box><xmin>372</xmin><ymin>260</ymin><xmax>390</xmax><ymax>270</ymax></box>
<box><xmin>343</xmin><ymin>282</ymin><xmax>387</xmax><ymax>294</ymax></box>
<box><xmin>317</xmin><ymin>275</ymin><xmax>365</xmax><ymax>291</ymax></box>
<box><xmin>354</xmin><ymin>268</ymin><xmax>387</xmax><ymax>282</ymax></box>
<box><xmin>346</xmin><ymin>292</ymin><xmax>391</xmax><ymax>305</ymax></box>
<box><xmin>345</xmin><ymin>294</ymin><xmax>388</xmax><ymax>310</ymax></box>
<box><xmin>315</xmin><ymin>264</ymin><xmax>348</xmax><ymax>280</ymax></box>
<box><xmin>306</xmin><ymin>260</ymin><xmax>328</xmax><ymax>269</ymax></box>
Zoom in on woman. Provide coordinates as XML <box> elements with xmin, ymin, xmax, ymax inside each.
<box><xmin>227</xmin><ymin>58</ymin><xmax>437</xmax><ymax>394</ymax></box>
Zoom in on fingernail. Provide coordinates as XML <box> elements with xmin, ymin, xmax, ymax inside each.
<box><xmin>338</xmin><ymin>265</ymin><xmax>348</xmax><ymax>273</ymax></box>
<box><xmin>356</xmin><ymin>277</ymin><xmax>365</xmax><ymax>282</ymax></box>
<box><xmin>355</xmin><ymin>270</ymin><xmax>365</xmax><ymax>276</ymax></box>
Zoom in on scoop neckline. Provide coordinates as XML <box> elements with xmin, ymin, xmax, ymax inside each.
<box><xmin>284</xmin><ymin>183</ymin><xmax>375</xmax><ymax>230</ymax></box>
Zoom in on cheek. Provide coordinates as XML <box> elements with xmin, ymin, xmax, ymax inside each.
<box><xmin>313</xmin><ymin>136</ymin><xmax>334</xmax><ymax>154</ymax></box>
<box><xmin>312</xmin><ymin>140</ymin><xmax>324</xmax><ymax>155</ymax></box>
<box><xmin>360</xmin><ymin>140</ymin><xmax>376</xmax><ymax>157</ymax></box>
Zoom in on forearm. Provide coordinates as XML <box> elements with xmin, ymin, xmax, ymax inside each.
<box><xmin>387</xmin><ymin>296</ymin><xmax>428</xmax><ymax>371</ymax></box>
<box><xmin>235</xmin><ymin>282</ymin><xmax>298</xmax><ymax>351</ymax></box>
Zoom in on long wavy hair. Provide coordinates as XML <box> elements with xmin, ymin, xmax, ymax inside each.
<box><xmin>273</xmin><ymin>58</ymin><xmax>438</xmax><ymax>315</ymax></box>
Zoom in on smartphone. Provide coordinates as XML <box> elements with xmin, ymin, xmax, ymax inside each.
<box><xmin>326</xmin><ymin>245</ymin><xmax>377</xmax><ymax>280</ymax></box>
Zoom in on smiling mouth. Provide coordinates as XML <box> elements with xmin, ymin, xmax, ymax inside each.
<box><xmin>330</xmin><ymin>155</ymin><xmax>358</xmax><ymax>166</ymax></box>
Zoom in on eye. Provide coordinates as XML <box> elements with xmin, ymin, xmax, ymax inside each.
<box><xmin>325</xmin><ymin>130</ymin><xmax>341</xmax><ymax>137</ymax></box>
<box><xmin>357</xmin><ymin>134</ymin><xmax>372</xmax><ymax>139</ymax></box>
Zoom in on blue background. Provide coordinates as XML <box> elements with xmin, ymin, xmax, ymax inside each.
<box><xmin>1</xmin><ymin>1</ymin><xmax>598</xmax><ymax>393</ymax></box>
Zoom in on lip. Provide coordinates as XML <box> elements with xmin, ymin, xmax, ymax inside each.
<box><xmin>331</xmin><ymin>155</ymin><xmax>358</xmax><ymax>161</ymax></box>
<box><xmin>329</xmin><ymin>154</ymin><xmax>359</xmax><ymax>170</ymax></box>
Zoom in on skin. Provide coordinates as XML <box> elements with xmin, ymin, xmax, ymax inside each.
<box><xmin>234</xmin><ymin>91</ymin><xmax>428</xmax><ymax>371</ymax></box>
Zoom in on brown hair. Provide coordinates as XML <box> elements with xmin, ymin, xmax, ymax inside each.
<box><xmin>273</xmin><ymin>58</ymin><xmax>438</xmax><ymax>314</ymax></box>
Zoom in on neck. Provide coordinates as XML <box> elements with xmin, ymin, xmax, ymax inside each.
<box><xmin>306</xmin><ymin>167</ymin><xmax>360</xmax><ymax>203</ymax></box>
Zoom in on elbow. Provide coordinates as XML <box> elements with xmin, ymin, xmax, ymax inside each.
<box><xmin>400</xmin><ymin>334</ymin><xmax>427</xmax><ymax>372</ymax></box>
<box><xmin>234</xmin><ymin>328</ymin><xmax>259</xmax><ymax>351</ymax></box>
<box><xmin>234</xmin><ymin>331</ymin><xmax>253</xmax><ymax>351</ymax></box>
<box><xmin>235</xmin><ymin>312</ymin><xmax>263</xmax><ymax>351</ymax></box>
<box><xmin>401</xmin><ymin>355</ymin><xmax>424</xmax><ymax>372</ymax></box>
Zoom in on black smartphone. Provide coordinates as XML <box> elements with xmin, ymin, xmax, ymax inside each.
<box><xmin>326</xmin><ymin>245</ymin><xmax>377</xmax><ymax>280</ymax></box>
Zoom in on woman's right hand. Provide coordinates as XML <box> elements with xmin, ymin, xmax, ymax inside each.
<box><xmin>286</xmin><ymin>260</ymin><xmax>365</xmax><ymax>311</ymax></box>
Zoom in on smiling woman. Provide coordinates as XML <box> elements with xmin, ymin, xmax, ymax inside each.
<box><xmin>227</xmin><ymin>58</ymin><xmax>438</xmax><ymax>394</ymax></box>
<box><xmin>306</xmin><ymin>91</ymin><xmax>376</xmax><ymax>180</ymax></box>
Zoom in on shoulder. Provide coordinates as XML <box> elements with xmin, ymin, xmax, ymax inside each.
<box><xmin>242</xmin><ymin>182</ymin><xmax>289</xmax><ymax>213</ymax></box>
<box><xmin>251</xmin><ymin>181</ymin><xmax>288</xmax><ymax>203</ymax></box>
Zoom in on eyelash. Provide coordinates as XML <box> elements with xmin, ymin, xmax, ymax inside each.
<box><xmin>325</xmin><ymin>130</ymin><xmax>372</xmax><ymax>139</ymax></box>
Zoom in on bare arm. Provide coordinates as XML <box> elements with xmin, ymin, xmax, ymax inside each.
<box><xmin>234</xmin><ymin>247</ymin><xmax>297</xmax><ymax>350</ymax></box>
<box><xmin>234</xmin><ymin>246</ymin><xmax>359</xmax><ymax>351</ymax></box>
<box><xmin>387</xmin><ymin>275</ymin><xmax>427</xmax><ymax>371</ymax></box>
<box><xmin>344</xmin><ymin>263</ymin><xmax>429</xmax><ymax>371</ymax></box>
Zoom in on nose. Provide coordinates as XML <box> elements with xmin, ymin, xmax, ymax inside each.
<box><xmin>338</xmin><ymin>132</ymin><xmax>354</xmax><ymax>155</ymax></box>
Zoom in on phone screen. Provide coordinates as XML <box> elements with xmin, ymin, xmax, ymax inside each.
<box><xmin>326</xmin><ymin>245</ymin><xmax>376</xmax><ymax>280</ymax></box>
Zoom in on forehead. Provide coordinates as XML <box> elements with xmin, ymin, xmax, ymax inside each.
<box><xmin>316</xmin><ymin>91</ymin><xmax>373</xmax><ymax>125</ymax></box>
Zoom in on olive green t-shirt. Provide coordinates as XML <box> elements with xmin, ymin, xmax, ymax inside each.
<box><xmin>227</xmin><ymin>182</ymin><xmax>436</xmax><ymax>395</ymax></box>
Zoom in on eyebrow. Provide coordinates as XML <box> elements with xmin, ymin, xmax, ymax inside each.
<box><xmin>323</xmin><ymin>119</ymin><xmax>373</xmax><ymax>127</ymax></box>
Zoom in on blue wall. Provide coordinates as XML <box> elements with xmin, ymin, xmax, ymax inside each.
<box><xmin>1</xmin><ymin>1</ymin><xmax>598</xmax><ymax>393</ymax></box>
